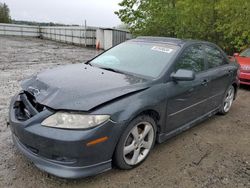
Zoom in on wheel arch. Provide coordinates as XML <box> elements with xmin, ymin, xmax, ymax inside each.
<box><xmin>232</xmin><ymin>82</ymin><xmax>238</xmax><ymax>99</ymax></box>
<box><xmin>136</xmin><ymin>109</ymin><xmax>161</xmax><ymax>131</ymax></box>
<box><xmin>124</xmin><ymin>108</ymin><xmax>163</xmax><ymax>134</ymax></box>
<box><xmin>112</xmin><ymin>109</ymin><xmax>161</xmax><ymax>168</ymax></box>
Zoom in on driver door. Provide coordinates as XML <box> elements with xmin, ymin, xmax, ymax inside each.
<box><xmin>166</xmin><ymin>44</ymin><xmax>211</xmax><ymax>132</ymax></box>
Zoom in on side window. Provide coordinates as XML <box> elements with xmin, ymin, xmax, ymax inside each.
<box><xmin>204</xmin><ymin>45</ymin><xmax>226</xmax><ymax>68</ymax></box>
<box><xmin>176</xmin><ymin>45</ymin><xmax>204</xmax><ymax>73</ymax></box>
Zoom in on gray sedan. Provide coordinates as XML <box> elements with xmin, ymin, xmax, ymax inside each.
<box><xmin>9</xmin><ymin>37</ymin><xmax>239</xmax><ymax>178</ymax></box>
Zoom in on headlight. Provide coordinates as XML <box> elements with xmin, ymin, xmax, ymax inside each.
<box><xmin>41</xmin><ymin>112</ymin><xmax>110</xmax><ymax>129</ymax></box>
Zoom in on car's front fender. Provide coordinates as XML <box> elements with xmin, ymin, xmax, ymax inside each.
<box><xmin>92</xmin><ymin>83</ymin><xmax>167</xmax><ymax>132</ymax></box>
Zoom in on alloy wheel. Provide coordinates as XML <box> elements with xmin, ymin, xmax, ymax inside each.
<box><xmin>223</xmin><ymin>87</ymin><xmax>234</xmax><ymax>113</ymax></box>
<box><xmin>123</xmin><ymin>122</ymin><xmax>154</xmax><ymax>165</ymax></box>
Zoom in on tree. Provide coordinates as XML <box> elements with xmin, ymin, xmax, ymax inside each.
<box><xmin>115</xmin><ymin>0</ymin><xmax>250</xmax><ymax>53</ymax></box>
<box><xmin>215</xmin><ymin>0</ymin><xmax>250</xmax><ymax>52</ymax></box>
<box><xmin>0</xmin><ymin>2</ymin><xmax>11</xmax><ymax>23</ymax></box>
<box><xmin>115</xmin><ymin>0</ymin><xmax>178</xmax><ymax>36</ymax></box>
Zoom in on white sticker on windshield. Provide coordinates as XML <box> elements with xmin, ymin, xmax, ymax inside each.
<box><xmin>151</xmin><ymin>46</ymin><xmax>173</xmax><ymax>53</ymax></box>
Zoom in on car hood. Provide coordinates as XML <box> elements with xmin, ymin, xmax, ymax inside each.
<box><xmin>21</xmin><ymin>64</ymin><xmax>150</xmax><ymax>111</ymax></box>
<box><xmin>236</xmin><ymin>56</ymin><xmax>250</xmax><ymax>65</ymax></box>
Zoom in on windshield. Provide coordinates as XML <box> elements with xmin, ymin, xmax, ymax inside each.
<box><xmin>90</xmin><ymin>41</ymin><xmax>179</xmax><ymax>78</ymax></box>
<box><xmin>240</xmin><ymin>48</ymin><xmax>250</xmax><ymax>57</ymax></box>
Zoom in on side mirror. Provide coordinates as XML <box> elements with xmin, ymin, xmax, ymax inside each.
<box><xmin>233</xmin><ymin>53</ymin><xmax>239</xmax><ymax>57</ymax></box>
<box><xmin>171</xmin><ymin>69</ymin><xmax>195</xmax><ymax>81</ymax></box>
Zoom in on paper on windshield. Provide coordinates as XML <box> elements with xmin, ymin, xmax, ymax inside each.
<box><xmin>151</xmin><ymin>46</ymin><xmax>173</xmax><ymax>53</ymax></box>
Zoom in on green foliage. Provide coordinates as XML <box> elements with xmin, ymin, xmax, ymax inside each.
<box><xmin>0</xmin><ymin>2</ymin><xmax>11</xmax><ymax>23</ymax></box>
<box><xmin>115</xmin><ymin>0</ymin><xmax>250</xmax><ymax>53</ymax></box>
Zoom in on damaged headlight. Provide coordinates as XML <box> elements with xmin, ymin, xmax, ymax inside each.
<box><xmin>41</xmin><ymin>112</ymin><xmax>110</xmax><ymax>129</ymax></box>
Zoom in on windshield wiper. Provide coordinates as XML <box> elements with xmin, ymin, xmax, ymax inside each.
<box><xmin>85</xmin><ymin>60</ymin><xmax>92</xmax><ymax>66</ymax></box>
<box><xmin>85</xmin><ymin>62</ymin><xmax>123</xmax><ymax>74</ymax></box>
<box><xmin>98</xmin><ymin>67</ymin><xmax>124</xmax><ymax>74</ymax></box>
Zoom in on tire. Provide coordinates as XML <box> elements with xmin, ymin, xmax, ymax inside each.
<box><xmin>114</xmin><ymin>115</ymin><xmax>157</xmax><ymax>170</ymax></box>
<box><xmin>219</xmin><ymin>85</ymin><xmax>235</xmax><ymax>115</ymax></box>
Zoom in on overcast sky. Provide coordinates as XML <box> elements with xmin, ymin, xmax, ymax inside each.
<box><xmin>3</xmin><ymin>0</ymin><xmax>122</xmax><ymax>27</ymax></box>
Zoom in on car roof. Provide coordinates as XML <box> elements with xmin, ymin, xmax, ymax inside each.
<box><xmin>131</xmin><ymin>36</ymin><xmax>211</xmax><ymax>47</ymax></box>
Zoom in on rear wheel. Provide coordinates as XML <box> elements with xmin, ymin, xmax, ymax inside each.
<box><xmin>114</xmin><ymin>115</ymin><xmax>156</xmax><ymax>169</ymax></box>
<box><xmin>219</xmin><ymin>85</ymin><xmax>235</xmax><ymax>115</ymax></box>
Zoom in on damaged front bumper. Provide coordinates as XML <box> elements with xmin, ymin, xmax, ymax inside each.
<box><xmin>9</xmin><ymin>92</ymin><xmax>122</xmax><ymax>179</ymax></box>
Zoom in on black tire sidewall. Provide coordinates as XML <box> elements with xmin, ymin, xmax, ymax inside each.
<box><xmin>114</xmin><ymin>115</ymin><xmax>157</xmax><ymax>170</ymax></box>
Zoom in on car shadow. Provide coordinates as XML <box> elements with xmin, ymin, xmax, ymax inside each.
<box><xmin>239</xmin><ymin>84</ymin><xmax>250</xmax><ymax>91</ymax></box>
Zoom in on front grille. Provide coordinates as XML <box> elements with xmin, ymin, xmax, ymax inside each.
<box><xmin>241</xmin><ymin>69</ymin><xmax>250</xmax><ymax>73</ymax></box>
<box><xmin>14</xmin><ymin>91</ymin><xmax>45</xmax><ymax>121</ymax></box>
<box><xmin>240</xmin><ymin>66</ymin><xmax>250</xmax><ymax>73</ymax></box>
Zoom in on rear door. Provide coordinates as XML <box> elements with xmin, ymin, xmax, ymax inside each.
<box><xmin>166</xmin><ymin>44</ymin><xmax>211</xmax><ymax>132</ymax></box>
<box><xmin>202</xmin><ymin>44</ymin><xmax>233</xmax><ymax>111</ymax></box>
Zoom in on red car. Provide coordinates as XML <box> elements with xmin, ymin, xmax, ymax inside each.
<box><xmin>234</xmin><ymin>48</ymin><xmax>250</xmax><ymax>85</ymax></box>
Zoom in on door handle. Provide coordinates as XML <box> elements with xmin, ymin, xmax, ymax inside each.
<box><xmin>226</xmin><ymin>70</ymin><xmax>233</xmax><ymax>76</ymax></box>
<box><xmin>201</xmin><ymin>79</ymin><xmax>208</xmax><ymax>86</ymax></box>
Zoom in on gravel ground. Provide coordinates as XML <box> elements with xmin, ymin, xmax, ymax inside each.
<box><xmin>0</xmin><ymin>36</ymin><xmax>249</xmax><ymax>188</ymax></box>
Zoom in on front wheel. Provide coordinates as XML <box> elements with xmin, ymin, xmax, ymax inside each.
<box><xmin>114</xmin><ymin>115</ymin><xmax>156</xmax><ymax>169</ymax></box>
<box><xmin>219</xmin><ymin>85</ymin><xmax>235</xmax><ymax>115</ymax></box>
